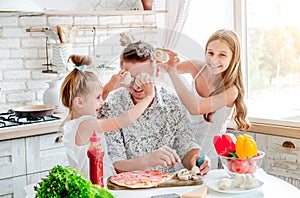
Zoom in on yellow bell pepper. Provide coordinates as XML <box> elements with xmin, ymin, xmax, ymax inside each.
<box><xmin>235</xmin><ymin>134</ymin><xmax>258</xmax><ymax>159</ymax></box>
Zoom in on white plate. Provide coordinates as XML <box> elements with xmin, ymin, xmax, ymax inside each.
<box><xmin>206</xmin><ymin>179</ymin><xmax>263</xmax><ymax>194</ymax></box>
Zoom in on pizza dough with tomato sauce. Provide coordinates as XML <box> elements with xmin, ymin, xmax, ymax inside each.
<box><xmin>110</xmin><ymin>170</ymin><xmax>171</xmax><ymax>188</ymax></box>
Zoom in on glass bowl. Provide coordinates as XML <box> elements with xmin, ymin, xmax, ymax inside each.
<box><xmin>219</xmin><ymin>151</ymin><xmax>265</xmax><ymax>175</ymax></box>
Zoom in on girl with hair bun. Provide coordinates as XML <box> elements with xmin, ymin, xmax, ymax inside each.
<box><xmin>61</xmin><ymin>54</ymin><xmax>155</xmax><ymax>179</ymax></box>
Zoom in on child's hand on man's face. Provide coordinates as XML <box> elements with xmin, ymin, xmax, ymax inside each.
<box><xmin>126</xmin><ymin>61</ymin><xmax>156</xmax><ymax>78</ymax></box>
<box><xmin>107</xmin><ymin>70</ymin><xmax>130</xmax><ymax>90</ymax></box>
<box><xmin>135</xmin><ymin>73</ymin><xmax>155</xmax><ymax>98</ymax></box>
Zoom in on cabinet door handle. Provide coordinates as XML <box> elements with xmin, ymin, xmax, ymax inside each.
<box><xmin>282</xmin><ymin>141</ymin><xmax>295</xmax><ymax>149</ymax></box>
<box><xmin>55</xmin><ymin>136</ymin><xmax>62</xmax><ymax>143</ymax></box>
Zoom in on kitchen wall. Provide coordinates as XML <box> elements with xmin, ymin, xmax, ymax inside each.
<box><xmin>0</xmin><ymin>0</ymin><xmax>233</xmax><ymax>113</ymax></box>
<box><xmin>32</xmin><ymin>0</ymin><xmax>148</xmax><ymax>11</ymax></box>
<box><xmin>0</xmin><ymin>11</ymin><xmax>159</xmax><ymax>112</ymax></box>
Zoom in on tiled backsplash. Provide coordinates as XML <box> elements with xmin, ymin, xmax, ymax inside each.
<box><xmin>0</xmin><ymin>11</ymin><xmax>160</xmax><ymax>112</ymax></box>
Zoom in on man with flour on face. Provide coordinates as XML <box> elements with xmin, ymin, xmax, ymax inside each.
<box><xmin>98</xmin><ymin>40</ymin><xmax>211</xmax><ymax>175</ymax></box>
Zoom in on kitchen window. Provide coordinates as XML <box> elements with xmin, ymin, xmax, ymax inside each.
<box><xmin>235</xmin><ymin>0</ymin><xmax>300</xmax><ymax>127</ymax></box>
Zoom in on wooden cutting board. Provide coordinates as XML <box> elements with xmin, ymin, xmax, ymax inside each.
<box><xmin>107</xmin><ymin>175</ymin><xmax>203</xmax><ymax>190</ymax></box>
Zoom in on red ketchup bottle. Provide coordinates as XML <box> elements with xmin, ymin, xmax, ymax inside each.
<box><xmin>87</xmin><ymin>131</ymin><xmax>104</xmax><ymax>187</ymax></box>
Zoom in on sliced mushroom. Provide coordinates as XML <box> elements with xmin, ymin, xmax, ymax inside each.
<box><xmin>153</xmin><ymin>48</ymin><xmax>169</xmax><ymax>63</ymax></box>
<box><xmin>171</xmin><ymin>172</ymin><xmax>178</xmax><ymax>179</ymax></box>
<box><xmin>191</xmin><ymin>175</ymin><xmax>202</xmax><ymax>181</ymax></box>
<box><xmin>177</xmin><ymin>169</ymin><xmax>192</xmax><ymax>181</ymax></box>
<box><xmin>178</xmin><ymin>174</ymin><xmax>192</xmax><ymax>181</ymax></box>
<box><xmin>217</xmin><ymin>178</ymin><xmax>233</xmax><ymax>191</ymax></box>
<box><xmin>191</xmin><ymin>166</ymin><xmax>200</xmax><ymax>176</ymax></box>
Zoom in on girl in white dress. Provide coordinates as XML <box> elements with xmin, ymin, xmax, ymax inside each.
<box><xmin>61</xmin><ymin>54</ymin><xmax>155</xmax><ymax>179</ymax></box>
<box><xmin>163</xmin><ymin>29</ymin><xmax>250</xmax><ymax>169</ymax></box>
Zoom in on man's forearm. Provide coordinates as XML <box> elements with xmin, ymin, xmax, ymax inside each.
<box><xmin>113</xmin><ymin>156</ymin><xmax>149</xmax><ymax>173</ymax></box>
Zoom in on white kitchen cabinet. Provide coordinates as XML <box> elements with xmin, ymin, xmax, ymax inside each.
<box><xmin>0</xmin><ymin>139</ymin><xmax>26</xmax><ymax>180</ymax></box>
<box><xmin>26</xmin><ymin>171</ymin><xmax>49</xmax><ymax>187</ymax></box>
<box><xmin>228</xmin><ymin>128</ymin><xmax>300</xmax><ymax>189</ymax></box>
<box><xmin>0</xmin><ymin>175</ymin><xmax>27</xmax><ymax>198</ymax></box>
<box><xmin>0</xmin><ymin>139</ymin><xmax>27</xmax><ymax>198</ymax></box>
<box><xmin>255</xmin><ymin>133</ymin><xmax>300</xmax><ymax>189</ymax></box>
<box><xmin>26</xmin><ymin>133</ymin><xmax>68</xmax><ymax>175</ymax></box>
<box><xmin>0</xmin><ymin>132</ymin><xmax>69</xmax><ymax>197</ymax></box>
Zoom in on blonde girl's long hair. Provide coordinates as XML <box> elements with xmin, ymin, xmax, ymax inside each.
<box><xmin>204</xmin><ymin>29</ymin><xmax>250</xmax><ymax>131</ymax></box>
<box><xmin>60</xmin><ymin>54</ymin><xmax>98</xmax><ymax>114</ymax></box>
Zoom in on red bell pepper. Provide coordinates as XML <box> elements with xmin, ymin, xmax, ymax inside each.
<box><xmin>213</xmin><ymin>133</ymin><xmax>237</xmax><ymax>156</ymax></box>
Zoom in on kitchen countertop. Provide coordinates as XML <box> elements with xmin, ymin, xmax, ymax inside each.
<box><xmin>228</xmin><ymin>117</ymin><xmax>300</xmax><ymax>139</ymax></box>
<box><xmin>108</xmin><ymin>169</ymin><xmax>300</xmax><ymax>197</ymax></box>
<box><xmin>2</xmin><ymin>112</ymin><xmax>300</xmax><ymax>141</ymax></box>
<box><xmin>24</xmin><ymin>169</ymin><xmax>300</xmax><ymax>198</ymax></box>
<box><xmin>248</xmin><ymin>121</ymin><xmax>300</xmax><ymax>139</ymax></box>
<box><xmin>0</xmin><ymin>113</ymin><xmax>66</xmax><ymax>141</ymax></box>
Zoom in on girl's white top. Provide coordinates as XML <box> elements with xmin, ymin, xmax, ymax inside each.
<box><xmin>62</xmin><ymin>115</ymin><xmax>116</xmax><ymax>179</ymax></box>
<box><xmin>186</xmin><ymin>66</ymin><xmax>233</xmax><ymax>169</ymax></box>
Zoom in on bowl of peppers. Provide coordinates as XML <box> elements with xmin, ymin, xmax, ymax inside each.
<box><xmin>213</xmin><ymin>133</ymin><xmax>265</xmax><ymax>175</ymax></box>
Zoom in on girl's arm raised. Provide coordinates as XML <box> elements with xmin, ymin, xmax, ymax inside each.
<box><xmin>166</xmin><ymin>66</ymin><xmax>238</xmax><ymax>115</ymax></box>
<box><xmin>176</xmin><ymin>60</ymin><xmax>203</xmax><ymax>76</ymax></box>
<box><xmin>102</xmin><ymin>70</ymin><xmax>127</xmax><ymax>101</ymax></box>
<box><xmin>98</xmin><ymin>74</ymin><xmax>155</xmax><ymax>133</ymax></box>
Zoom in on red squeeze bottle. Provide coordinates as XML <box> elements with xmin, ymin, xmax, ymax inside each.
<box><xmin>87</xmin><ymin>131</ymin><xmax>104</xmax><ymax>187</ymax></box>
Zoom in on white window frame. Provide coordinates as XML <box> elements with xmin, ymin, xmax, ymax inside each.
<box><xmin>233</xmin><ymin>0</ymin><xmax>248</xmax><ymax>96</ymax></box>
<box><xmin>233</xmin><ymin>0</ymin><xmax>300</xmax><ymax>128</ymax></box>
